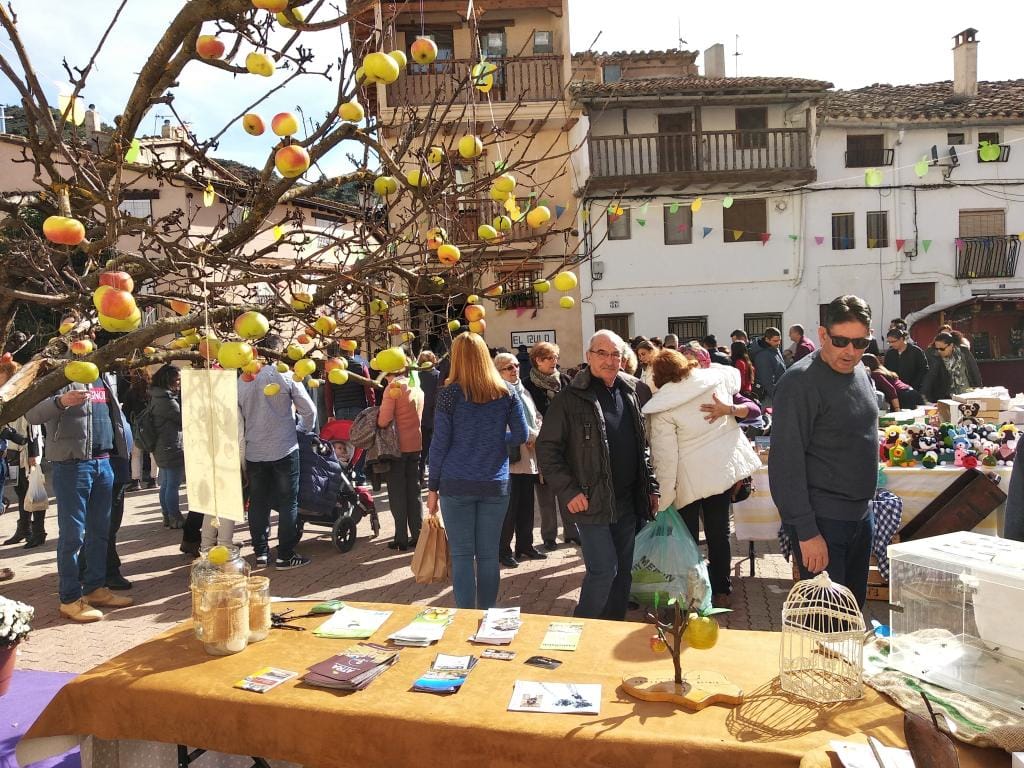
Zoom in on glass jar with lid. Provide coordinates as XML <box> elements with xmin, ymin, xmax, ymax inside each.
<box><xmin>190</xmin><ymin>545</ymin><xmax>252</xmax><ymax>654</ymax></box>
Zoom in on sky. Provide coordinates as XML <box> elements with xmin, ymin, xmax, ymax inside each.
<box><xmin>0</xmin><ymin>1</ymin><xmax>1021</xmax><ymax>175</ymax></box>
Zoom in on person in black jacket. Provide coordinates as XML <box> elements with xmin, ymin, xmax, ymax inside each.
<box><xmin>417</xmin><ymin>351</ymin><xmax>441</xmax><ymax>485</ymax></box>
<box><xmin>150</xmin><ymin>365</ymin><xmax>200</xmax><ymax>554</ymax></box>
<box><xmin>883</xmin><ymin>328</ymin><xmax>929</xmax><ymax>392</ymax></box>
<box><xmin>921</xmin><ymin>331</ymin><xmax>983</xmax><ymax>402</ymax></box>
<box><xmin>523</xmin><ymin>341</ymin><xmax>578</xmax><ymax>550</ymax></box>
<box><xmin>536</xmin><ymin>330</ymin><xmax>660</xmax><ymax>620</ymax></box>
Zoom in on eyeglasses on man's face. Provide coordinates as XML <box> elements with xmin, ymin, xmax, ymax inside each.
<box><xmin>826</xmin><ymin>333</ymin><xmax>872</xmax><ymax>350</ymax></box>
<box><xmin>934</xmin><ymin>344</ymin><xmax>950</xmax><ymax>353</ymax></box>
<box><xmin>588</xmin><ymin>348</ymin><xmax>622</xmax><ymax>360</ymax></box>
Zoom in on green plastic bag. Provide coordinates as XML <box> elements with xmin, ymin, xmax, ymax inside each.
<box><xmin>630</xmin><ymin>505</ymin><xmax>711</xmax><ymax>614</ymax></box>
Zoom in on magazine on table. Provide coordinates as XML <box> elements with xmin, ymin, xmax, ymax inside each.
<box><xmin>303</xmin><ymin>643</ymin><xmax>400</xmax><ymax>691</ymax></box>
<box><xmin>411</xmin><ymin>654</ymin><xmax>477</xmax><ymax>695</ymax></box>
<box><xmin>507</xmin><ymin>680</ymin><xmax>601</xmax><ymax>715</ymax></box>
<box><xmin>233</xmin><ymin>667</ymin><xmax>297</xmax><ymax>694</ymax></box>
<box><xmin>312</xmin><ymin>605</ymin><xmax>392</xmax><ymax>639</ymax></box>
<box><xmin>469</xmin><ymin>607</ymin><xmax>522</xmax><ymax>645</ymax></box>
<box><xmin>539</xmin><ymin>621</ymin><xmax>584</xmax><ymax>651</ymax></box>
<box><xmin>388</xmin><ymin>607</ymin><xmax>457</xmax><ymax>646</ymax></box>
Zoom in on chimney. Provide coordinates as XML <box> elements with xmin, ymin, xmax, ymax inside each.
<box><xmin>953</xmin><ymin>28</ymin><xmax>978</xmax><ymax>99</ymax></box>
<box><xmin>704</xmin><ymin>44</ymin><xmax>726</xmax><ymax>79</ymax></box>
<box><xmin>83</xmin><ymin>103</ymin><xmax>101</xmax><ymax>134</ymax></box>
<box><xmin>160</xmin><ymin>118</ymin><xmax>172</xmax><ymax>139</ymax></box>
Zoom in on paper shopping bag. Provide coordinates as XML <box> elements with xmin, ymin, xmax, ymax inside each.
<box><xmin>411</xmin><ymin>517</ymin><xmax>449</xmax><ymax>584</ymax></box>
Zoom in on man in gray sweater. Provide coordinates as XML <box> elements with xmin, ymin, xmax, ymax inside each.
<box><xmin>769</xmin><ymin>295</ymin><xmax>879</xmax><ymax>606</ymax></box>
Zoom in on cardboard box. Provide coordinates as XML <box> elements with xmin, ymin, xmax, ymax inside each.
<box><xmin>999</xmin><ymin>409</ymin><xmax>1024</xmax><ymax>425</ymax></box>
<box><xmin>953</xmin><ymin>388</ymin><xmax>1011</xmax><ymax>412</ymax></box>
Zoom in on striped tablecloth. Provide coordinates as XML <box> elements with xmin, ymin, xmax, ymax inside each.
<box><xmin>734</xmin><ymin>464</ymin><xmax>1010</xmax><ymax>541</ymax></box>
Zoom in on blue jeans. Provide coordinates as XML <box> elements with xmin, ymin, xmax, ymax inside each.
<box><xmin>52</xmin><ymin>459</ymin><xmax>114</xmax><ymax>604</ymax></box>
<box><xmin>158</xmin><ymin>466</ymin><xmax>185</xmax><ymax>521</ymax></box>
<box><xmin>247</xmin><ymin>452</ymin><xmax>301</xmax><ymax>561</ymax></box>
<box><xmin>440</xmin><ymin>494</ymin><xmax>509</xmax><ymax>609</ymax></box>
<box><xmin>786</xmin><ymin>511</ymin><xmax>874</xmax><ymax>607</ymax></box>
<box><xmin>575</xmin><ymin>509</ymin><xmax>637</xmax><ymax>620</ymax></box>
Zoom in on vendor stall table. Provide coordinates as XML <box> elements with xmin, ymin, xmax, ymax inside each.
<box><xmin>18</xmin><ymin>602</ymin><xmax>1009</xmax><ymax>768</ymax></box>
<box><xmin>734</xmin><ymin>465</ymin><xmax>1010</xmax><ymax>576</ymax></box>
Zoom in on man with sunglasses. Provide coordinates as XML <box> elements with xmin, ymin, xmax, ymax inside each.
<box><xmin>769</xmin><ymin>295</ymin><xmax>879</xmax><ymax>607</ymax></box>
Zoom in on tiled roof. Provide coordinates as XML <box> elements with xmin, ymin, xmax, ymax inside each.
<box><xmin>570</xmin><ymin>76</ymin><xmax>834</xmax><ymax>99</ymax></box>
<box><xmin>821</xmin><ymin>80</ymin><xmax>1024</xmax><ymax>122</ymax></box>
<box><xmin>572</xmin><ymin>49</ymin><xmax>698</xmax><ymax>62</ymax></box>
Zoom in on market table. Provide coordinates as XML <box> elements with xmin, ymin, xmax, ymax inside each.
<box><xmin>735</xmin><ymin>464</ymin><xmax>1010</xmax><ymax>543</ymax></box>
<box><xmin>17</xmin><ymin>601</ymin><xmax>1009</xmax><ymax>768</ymax></box>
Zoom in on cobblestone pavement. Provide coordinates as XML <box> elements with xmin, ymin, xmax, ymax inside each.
<box><xmin>0</xmin><ymin>487</ymin><xmax>884</xmax><ymax>673</ymax></box>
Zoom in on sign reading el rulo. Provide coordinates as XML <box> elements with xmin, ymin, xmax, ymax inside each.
<box><xmin>511</xmin><ymin>330</ymin><xmax>556</xmax><ymax>348</ymax></box>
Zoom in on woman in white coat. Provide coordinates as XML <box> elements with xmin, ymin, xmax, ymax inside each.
<box><xmin>642</xmin><ymin>349</ymin><xmax>761</xmax><ymax>608</ymax></box>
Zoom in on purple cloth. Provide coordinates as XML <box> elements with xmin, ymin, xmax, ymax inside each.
<box><xmin>1</xmin><ymin>670</ymin><xmax>80</xmax><ymax>768</ymax></box>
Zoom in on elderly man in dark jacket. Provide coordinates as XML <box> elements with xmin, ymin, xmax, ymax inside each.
<box><xmin>537</xmin><ymin>330</ymin><xmax>659</xmax><ymax>620</ymax></box>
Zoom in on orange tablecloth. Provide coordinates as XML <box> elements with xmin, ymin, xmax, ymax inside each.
<box><xmin>20</xmin><ymin>602</ymin><xmax>1009</xmax><ymax>768</ymax></box>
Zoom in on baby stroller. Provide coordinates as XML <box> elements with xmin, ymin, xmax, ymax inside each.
<box><xmin>297</xmin><ymin>428</ymin><xmax>379</xmax><ymax>553</ymax></box>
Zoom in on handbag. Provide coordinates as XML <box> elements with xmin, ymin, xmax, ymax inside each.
<box><xmin>24</xmin><ymin>465</ymin><xmax>49</xmax><ymax>512</ymax></box>
<box><xmin>731</xmin><ymin>475</ymin><xmax>753</xmax><ymax>503</ymax></box>
<box><xmin>410</xmin><ymin>516</ymin><xmax>450</xmax><ymax>584</ymax></box>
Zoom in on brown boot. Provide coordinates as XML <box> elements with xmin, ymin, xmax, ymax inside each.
<box><xmin>60</xmin><ymin>599</ymin><xmax>103</xmax><ymax>623</ymax></box>
<box><xmin>83</xmin><ymin>587</ymin><xmax>133</xmax><ymax>609</ymax></box>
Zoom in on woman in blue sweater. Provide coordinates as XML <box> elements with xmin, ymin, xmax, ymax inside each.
<box><xmin>427</xmin><ymin>332</ymin><xmax>529</xmax><ymax>608</ymax></box>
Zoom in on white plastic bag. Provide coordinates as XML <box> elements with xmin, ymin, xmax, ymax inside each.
<box><xmin>24</xmin><ymin>466</ymin><xmax>48</xmax><ymax>512</ymax></box>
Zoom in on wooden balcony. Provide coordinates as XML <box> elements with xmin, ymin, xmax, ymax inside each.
<box><xmin>387</xmin><ymin>56</ymin><xmax>563</xmax><ymax>108</ymax></box>
<box><xmin>587</xmin><ymin>128</ymin><xmax>814</xmax><ymax>189</ymax></box>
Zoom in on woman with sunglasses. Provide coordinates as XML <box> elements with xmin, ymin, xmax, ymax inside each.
<box><xmin>494</xmin><ymin>352</ymin><xmax>544</xmax><ymax>567</ymax></box>
<box><xmin>427</xmin><ymin>333</ymin><xmax>528</xmax><ymax>609</ymax></box>
<box><xmin>921</xmin><ymin>331</ymin><xmax>982</xmax><ymax>402</ymax></box>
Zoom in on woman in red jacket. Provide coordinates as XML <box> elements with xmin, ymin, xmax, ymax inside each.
<box><xmin>730</xmin><ymin>341</ymin><xmax>756</xmax><ymax>397</ymax></box>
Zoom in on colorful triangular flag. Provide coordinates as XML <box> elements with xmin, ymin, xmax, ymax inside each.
<box><xmin>555</xmin><ymin>205</ymin><xmax>566</xmax><ymax>219</ymax></box>
<box><xmin>922</xmin><ymin>240</ymin><xmax>932</xmax><ymax>253</ymax></box>
<box><xmin>515</xmin><ymin>307</ymin><xmax>528</xmax><ymax>317</ymax></box>
<box><xmin>788</xmin><ymin>234</ymin><xmax>799</xmax><ymax>241</ymax></box>
<box><xmin>669</xmin><ymin>202</ymin><xmax>680</xmax><ymax>214</ymax></box>
<box><xmin>702</xmin><ymin>226</ymin><xmax>713</xmax><ymax>239</ymax></box>
<box><xmin>868</xmin><ymin>237</ymin><xmax>877</xmax><ymax>249</ymax></box>
<box><xmin>636</xmin><ymin>219</ymin><xmax>646</xmax><ymax>227</ymax></box>
<box><xmin>895</xmin><ymin>239</ymin><xmax>906</xmax><ymax>252</ymax></box>
<box><xmin>955</xmin><ymin>238</ymin><xmax>964</xmax><ymax>249</ymax></box>
<box><xmin>814</xmin><ymin>235</ymin><xmax>825</xmax><ymax>246</ymax></box>
<box><xmin>760</xmin><ymin>233</ymin><xmax>771</xmax><ymax>245</ymax></box>
<box><xmin>732</xmin><ymin>229</ymin><xmax>743</xmax><ymax>241</ymax></box>
<box><xmin>677</xmin><ymin>223</ymin><xmax>688</xmax><ymax>233</ymax></box>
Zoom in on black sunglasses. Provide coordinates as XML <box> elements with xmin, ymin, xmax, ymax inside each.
<box><xmin>827</xmin><ymin>332</ymin><xmax>872</xmax><ymax>350</ymax></box>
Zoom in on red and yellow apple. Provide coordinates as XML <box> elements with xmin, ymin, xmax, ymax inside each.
<box><xmin>217</xmin><ymin>341</ymin><xmax>255</xmax><ymax>369</ymax></box>
<box><xmin>464</xmin><ymin>304</ymin><xmax>485</xmax><ymax>323</ymax></box>
<box><xmin>70</xmin><ymin>339</ymin><xmax>94</xmax><ymax>356</ymax></box>
<box><xmin>425</xmin><ymin>227</ymin><xmax>447</xmax><ymax>249</ymax></box>
<box><xmin>468</xmin><ymin>319</ymin><xmax>486</xmax><ymax>334</ymax></box>
<box><xmin>99</xmin><ymin>270</ymin><xmax>133</xmax><ymax>292</ymax></box>
<box><xmin>271</xmin><ymin>112</ymin><xmax>299</xmax><ymax>137</ymax></box>
<box><xmin>168</xmin><ymin>299</ymin><xmax>191</xmax><ymax>315</ymax></box>
<box><xmin>410</xmin><ymin>36</ymin><xmax>438</xmax><ymax>65</ymax></box>
<box><xmin>275</xmin><ymin>145</ymin><xmax>310</xmax><ymax>178</ymax></box>
<box><xmin>340</xmin><ymin>339</ymin><xmax>358</xmax><ymax>352</ymax></box>
<box><xmin>234</xmin><ymin>310</ymin><xmax>269</xmax><ymax>340</ymax></box>
<box><xmin>98</xmin><ymin>288</ymin><xmax>137</xmax><ymax>320</ymax></box>
<box><xmin>325</xmin><ymin>357</ymin><xmax>348</xmax><ymax>373</ymax></box>
<box><xmin>196</xmin><ymin>35</ymin><xmax>225</xmax><ymax>60</ymax></box>
<box><xmin>42</xmin><ymin>215</ymin><xmax>85</xmax><ymax>246</ymax></box>
<box><xmin>437</xmin><ymin>243</ymin><xmax>461</xmax><ymax>265</ymax></box>
<box><xmin>58</xmin><ymin>317</ymin><xmax>77</xmax><ymax>335</ymax></box>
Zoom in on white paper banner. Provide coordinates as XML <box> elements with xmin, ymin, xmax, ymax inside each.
<box><xmin>180</xmin><ymin>368</ymin><xmax>244</xmax><ymax>522</ymax></box>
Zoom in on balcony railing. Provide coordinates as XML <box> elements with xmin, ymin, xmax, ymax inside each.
<box><xmin>440</xmin><ymin>197</ymin><xmax>533</xmax><ymax>242</ymax></box>
<box><xmin>956</xmin><ymin>235</ymin><xmax>1021</xmax><ymax>279</ymax></box>
<box><xmin>588</xmin><ymin>128</ymin><xmax>811</xmax><ymax>181</ymax></box>
<box><xmin>845</xmin><ymin>148</ymin><xmax>895</xmax><ymax>168</ymax></box>
<box><xmin>388</xmin><ymin>56</ymin><xmax>563</xmax><ymax>107</ymax></box>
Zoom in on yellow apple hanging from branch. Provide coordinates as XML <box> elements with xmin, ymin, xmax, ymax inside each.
<box><xmin>245</xmin><ymin>52</ymin><xmax>275</xmax><ymax>77</ymax></box>
<box><xmin>458</xmin><ymin>134</ymin><xmax>483</xmax><ymax>159</ymax></box>
<box><xmin>338</xmin><ymin>100</ymin><xmax>365</xmax><ymax>123</ymax></box>
<box><xmin>271</xmin><ymin>112</ymin><xmax>299</xmax><ymax>137</ymax></box>
<box><xmin>410</xmin><ymin>36</ymin><xmax>438</xmax><ymax>65</ymax></box>
<box><xmin>275</xmin><ymin>145</ymin><xmax>310</xmax><ymax>178</ymax></box>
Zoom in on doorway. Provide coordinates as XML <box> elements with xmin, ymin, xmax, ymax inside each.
<box><xmin>657</xmin><ymin>113</ymin><xmax>693</xmax><ymax>173</ymax></box>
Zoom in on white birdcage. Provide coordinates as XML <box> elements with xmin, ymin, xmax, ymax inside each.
<box><xmin>779</xmin><ymin>571</ymin><xmax>866</xmax><ymax>703</ymax></box>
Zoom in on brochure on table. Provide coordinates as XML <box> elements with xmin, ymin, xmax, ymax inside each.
<box><xmin>508</xmin><ymin>680</ymin><xmax>601</xmax><ymax>715</ymax></box>
<box><xmin>313</xmin><ymin>605</ymin><xmax>392</xmax><ymax>639</ymax></box>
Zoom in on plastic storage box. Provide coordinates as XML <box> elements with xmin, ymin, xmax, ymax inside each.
<box><xmin>888</xmin><ymin>532</ymin><xmax>1024</xmax><ymax>715</ymax></box>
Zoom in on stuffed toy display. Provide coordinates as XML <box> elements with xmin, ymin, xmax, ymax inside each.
<box><xmin>878</xmin><ymin>417</ymin><xmax>1018</xmax><ymax>469</ymax></box>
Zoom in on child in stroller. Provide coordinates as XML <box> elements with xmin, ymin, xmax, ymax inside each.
<box><xmin>296</xmin><ymin>423</ymin><xmax>379</xmax><ymax>552</ymax></box>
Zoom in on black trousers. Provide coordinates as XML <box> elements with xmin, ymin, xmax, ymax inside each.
<box><xmin>500</xmin><ymin>474</ymin><xmax>537</xmax><ymax>556</ymax></box>
<box><xmin>386</xmin><ymin>452</ymin><xmax>422</xmax><ymax>546</ymax></box>
<box><xmin>106</xmin><ymin>482</ymin><xmax>126</xmax><ymax>577</ymax></box>
<box><xmin>679</xmin><ymin>489</ymin><xmax>733</xmax><ymax>596</ymax></box>
<box><xmin>419</xmin><ymin>427</ymin><xmax>433</xmax><ymax>482</ymax></box>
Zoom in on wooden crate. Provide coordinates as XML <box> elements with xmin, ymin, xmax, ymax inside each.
<box><xmin>900</xmin><ymin>468</ymin><xmax>1006</xmax><ymax>541</ymax></box>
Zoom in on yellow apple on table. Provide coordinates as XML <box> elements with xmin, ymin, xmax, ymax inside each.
<box><xmin>195</xmin><ymin>35</ymin><xmax>225</xmax><ymax>60</ymax></box>
<box><xmin>271</xmin><ymin>112</ymin><xmax>299</xmax><ymax>137</ymax></box>
<box><xmin>234</xmin><ymin>311</ymin><xmax>269</xmax><ymax>340</ymax></box>
<box><xmin>245</xmin><ymin>52</ymin><xmax>275</xmax><ymax>77</ymax></box>
<box><xmin>275</xmin><ymin>145</ymin><xmax>310</xmax><ymax>177</ymax></box>
<box><xmin>43</xmin><ymin>215</ymin><xmax>86</xmax><ymax>246</ymax></box>
<box><xmin>242</xmin><ymin>113</ymin><xmax>265</xmax><ymax>136</ymax></box>
<box><xmin>410</xmin><ymin>37</ymin><xmax>438</xmax><ymax>65</ymax></box>
<box><xmin>64</xmin><ymin>361</ymin><xmax>99</xmax><ymax>384</ymax></box>
<box><xmin>338</xmin><ymin>101</ymin><xmax>364</xmax><ymax>123</ymax></box>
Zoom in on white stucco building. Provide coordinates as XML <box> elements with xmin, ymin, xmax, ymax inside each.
<box><xmin>571</xmin><ymin>31</ymin><xmax>1024</xmax><ymax>355</ymax></box>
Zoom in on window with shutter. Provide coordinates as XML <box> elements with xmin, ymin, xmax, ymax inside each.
<box><xmin>866</xmin><ymin>211</ymin><xmax>889</xmax><ymax>248</ymax></box>
<box><xmin>832</xmin><ymin>212</ymin><xmax>855</xmax><ymax>250</ymax></box>
<box><xmin>722</xmin><ymin>199</ymin><xmax>766</xmax><ymax>243</ymax></box>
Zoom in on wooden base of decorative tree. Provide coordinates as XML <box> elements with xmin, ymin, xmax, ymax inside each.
<box><xmin>621</xmin><ymin>600</ymin><xmax>744</xmax><ymax>710</ymax></box>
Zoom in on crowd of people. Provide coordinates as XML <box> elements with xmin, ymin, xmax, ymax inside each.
<box><xmin>0</xmin><ymin>298</ymin><xmax>997</xmax><ymax>623</ymax></box>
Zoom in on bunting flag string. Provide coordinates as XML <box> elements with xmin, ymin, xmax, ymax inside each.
<box><xmin>702</xmin><ymin>226</ymin><xmax>713</xmax><ymax>239</ymax></box>
<box><xmin>814</xmin><ymin>235</ymin><xmax>825</xmax><ymax>245</ymax></box>
<box><xmin>895</xmin><ymin>239</ymin><xmax>906</xmax><ymax>252</ymax></box>
<box><xmin>922</xmin><ymin>240</ymin><xmax>932</xmax><ymax>253</ymax></box>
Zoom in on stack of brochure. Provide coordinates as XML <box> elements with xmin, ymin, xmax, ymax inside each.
<box><xmin>312</xmin><ymin>605</ymin><xmax>392</xmax><ymax>639</ymax></box>
<box><xmin>388</xmin><ymin>607</ymin><xmax>457</xmax><ymax>647</ymax></box>
<box><xmin>469</xmin><ymin>607</ymin><xmax>521</xmax><ymax>645</ymax></box>
<box><xmin>411</xmin><ymin>653</ymin><xmax>478</xmax><ymax>695</ymax></box>
<box><xmin>303</xmin><ymin>643</ymin><xmax>399</xmax><ymax>691</ymax></box>
<box><xmin>539</xmin><ymin>621</ymin><xmax>584</xmax><ymax>651</ymax></box>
